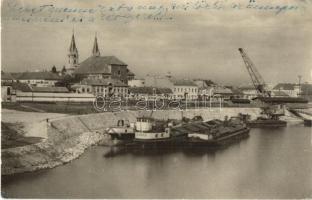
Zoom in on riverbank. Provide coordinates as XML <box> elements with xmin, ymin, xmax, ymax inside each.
<box><xmin>1</xmin><ymin>131</ymin><xmax>106</xmax><ymax>175</ymax></box>
<box><xmin>2</xmin><ymin>107</ymin><xmax>262</xmax><ymax>175</ymax></box>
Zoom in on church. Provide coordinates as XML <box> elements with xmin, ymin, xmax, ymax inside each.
<box><xmin>66</xmin><ymin>32</ymin><xmax>134</xmax><ymax>84</ymax></box>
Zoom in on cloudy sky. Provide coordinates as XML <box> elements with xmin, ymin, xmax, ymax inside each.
<box><xmin>1</xmin><ymin>0</ymin><xmax>312</xmax><ymax>85</ymax></box>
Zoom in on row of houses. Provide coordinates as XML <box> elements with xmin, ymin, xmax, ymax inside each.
<box><xmin>3</xmin><ymin>68</ymin><xmax>312</xmax><ymax>103</ymax></box>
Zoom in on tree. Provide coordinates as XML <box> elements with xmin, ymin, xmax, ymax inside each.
<box><xmin>51</xmin><ymin>65</ymin><xmax>57</xmax><ymax>73</ymax></box>
<box><xmin>61</xmin><ymin>66</ymin><xmax>66</xmax><ymax>74</ymax></box>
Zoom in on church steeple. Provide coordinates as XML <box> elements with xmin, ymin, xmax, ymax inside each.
<box><xmin>68</xmin><ymin>30</ymin><xmax>79</xmax><ymax>69</ymax></box>
<box><xmin>69</xmin><ymin>33</ymin><xmax>78</xmax><ymax>53</ymax></box>
<box><xmin>92</xmin><ymin>33</ymin><xmax>100</xmax><ymax>57</ymax></box>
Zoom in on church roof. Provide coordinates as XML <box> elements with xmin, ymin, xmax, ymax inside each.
<box><xmin>92</xmin><ymin>36</ymin><xmax>100</xmax><ymax>57</ymax></box>
<box><xmin>74</xmin><ymin>56</ymin><xmax>127</xmax><ymax>74</ymax></box>
<box><xmin>69</xmin><ymin>33</ymin><xmax>78</xmax><ymax>53</ymax></box>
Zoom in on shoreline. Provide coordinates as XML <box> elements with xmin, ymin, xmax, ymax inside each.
<box><xmin>2</xmin><ymin>107</ymin><xmax>304</xmax><ymax>176</ymax></box>
<box><xmin>1</xmin><ymin>131</ymin><xmax>107</xmax><ymax>176</ymax></box>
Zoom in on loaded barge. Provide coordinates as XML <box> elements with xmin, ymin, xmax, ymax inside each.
<box><xmin>107</xmin><ymin>115</ymin><xmax>250</xmax><ymax>148</ymax></box>
<box><xmin>185</xmin><ymin>116</ymin><xmax>250</xmax><ymax>147</ymax></box>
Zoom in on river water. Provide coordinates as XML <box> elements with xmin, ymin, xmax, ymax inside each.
<box><xmin>2</xmin><ymin>124</ymin><xmax>312</xmax><ymax>199</ymax></box>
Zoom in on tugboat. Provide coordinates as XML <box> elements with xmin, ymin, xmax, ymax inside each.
<box><xmin>106</xmin><ymin>119</ymin><xmax>135</xmax><ymax>140</ymax></box>
<box><xmin>186</xmin><ymin>115</ymin><xmax>250</xmax><ymax>147</ymax></box>
<box><xmin>131</xmin><ymin>115</ymin><xmax>204</xmax><ymax>148</ymax></box>
<box><xmin>242</xmin><ymin>105</ymin><xmax>287</xmax><ymax>128</ymax></box>
<box><xmin>133</xmin><ymin>117</ymin><xmax>173</xmax><ymax>147</ymax></box>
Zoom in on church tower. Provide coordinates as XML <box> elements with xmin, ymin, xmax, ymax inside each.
<box><xmin>67</xmin><ymin>32</ymin><xmax>79</xmax><ymax>72</ymax></box>
<box><xmin>92</xmin><ymin>34</ymin><xmax>100</xmax><ymax>57</ymax></box>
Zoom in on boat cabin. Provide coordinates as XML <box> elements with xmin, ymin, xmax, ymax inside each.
<box><xmin>134</xmin><ymin>117</ymin><xmax>171</xmax><ymax>140</ymax></box>
<box><xmin>135</xmin><ymin>117</ymin><xmax>154</xmax><ymax>132</ymax></box>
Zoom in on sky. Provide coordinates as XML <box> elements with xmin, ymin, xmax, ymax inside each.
<box><xmin>1</xmin><ymin>0</ymin><xmax>312</xmax><ymax>85</ymax></box>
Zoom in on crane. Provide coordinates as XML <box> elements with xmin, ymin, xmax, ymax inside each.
<box><xmin>238</xmin><ymin>48</ymin><xmax>271</xmax><ymax>97</ymax></box>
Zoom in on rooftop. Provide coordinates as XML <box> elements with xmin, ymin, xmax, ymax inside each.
<box><xmin>1</xmin><ymin>71</ymin><xmax>15</xmax><ymax>80</ymax></box>
<box><xmin>15</xmin><ymin>71</ymin><xmax>62</xmax><ymax>80</ymax></box>
<box><xmin>32</xmin><ymin>87</ymin><xmax>69</xmax><ymax>93</ymax></box>
<box><xmin>213</xmin><ymin>87</ymin><xmax>233</xmax><ymax>94</ymax></box>
<box><xmin>171</xmin><ymin>79</ymin><xmax>197</xmax><ymax>87</ymax></box>
<box><xmin>129</xmin><ymin>87</ymin><xmax>172</xmax><ymax>95</ymax></box>
<box><xmin>74</xmin><ymin>56</ymin><xmax>127</xmax><ymax>74</ymax></box>
<box><xmin>12</xmin><ymin>82</ymin><xmax>32</xmax><ymax>92</ymax></box>
<box><xmin>81</xmin><ymin>78</ymin><xmax>128</xmax><ymax>87</ymax></box>
<box><xmin>273</xmin><ymin>83</ymin><xmax>297</xmax><ymax>90</ymax></box>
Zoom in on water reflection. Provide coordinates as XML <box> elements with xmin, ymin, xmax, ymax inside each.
<box><xmin>2</xmin><ymin>125</ymin><xmax>312</xmax><ymax>199</ymax></box>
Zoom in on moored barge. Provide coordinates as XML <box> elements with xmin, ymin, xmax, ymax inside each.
<box><xmin>185</xmin><ymin>116</ymin><xmax>250</xmax><ymax>147</ymax></box>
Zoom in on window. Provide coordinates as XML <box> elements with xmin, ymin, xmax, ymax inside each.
<box><xmin>118</xmin><ymin>70</ymin><xmax>121</xmax><ymax>75</ymax></box>
<box><xmin>87</xmin><ymin>88</ymin><xmax>90</xmax><ymax>93</ymax></box>
<box><xmin>82</xmin><ymin>88</ymin><xmax>85</xmax><ymax>93</ymax></box>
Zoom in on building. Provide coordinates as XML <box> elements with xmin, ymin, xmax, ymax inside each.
<box><xmin>1</xmin><ymin>71</ymin><xmax>16</xmax><ymax>102</ymax></box>
<box><xmin>193</xmin><ymin>79</ymin><xmax>215</xmax><ymax>99</ymax></box>
<box><xmin>171</xmin><ymin>79</ymin><xmax>198</xmax><ymax>100</ymax></box>
<box><xmin>72</xmin><ymin>78</ymin><xmax>128</xmax><ymax>97</ymax></box>
<box><xmin>128</xmin><ymin>79</ymin><xmax>145</xmax><ymax>87</ymax></box>
<box><xmin>300</xmin><ymin>83</ymin><xmax>312</xmax><ymax>101</ymax></box>
<box><xmin>72</xmin><ymin>34</ymin><xmax>134</xmax><ymax>84</ymax></box>
<box><xmin>212</xmin><ymin>86</ymin><xmax>234</xmax><ymax>100</ymax></box>
<box><xmin>127</xmin><ymin>69</ymin><xmax>135</xmax><ymax>81</ymax></box>
<box><xmin>273</xmin><ymin>83</ymin><xmax>300</xmax><ymax>97</ymax></box>
<box><xmin>129</xmin><ymin>87</ymin><xmax>172</xmax><ymax>100</ymax></box>
<box><xmin>144</xmin><ymin>75</ymin><xmax>174</xmax><ymax>88</ymax></box>
<box><xmin>14</xmin><ymin>71</ymin><xmax>62</xmax><ymax>87</ymax></box>
<box><xmin>144</xmin><ymin>75</ymin><xmax>199</xmax><ymax>100</ymax></box>
<box><xmin>239</xmin><ymin>86</ymin><xmax>258</xmax><ymax>99</ymax></box>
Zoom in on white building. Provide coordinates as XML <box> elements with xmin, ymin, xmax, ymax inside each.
<box><xmin>273</xmin><ymin>83</ymin><xmax>300</xmax><ymax>97</ymax></box>
<box><xmin>144</xmin><ymin>75</ymin><xmax>199</xmax><ymax>100</ymax></box>
<box><xmin>72</xmin><ymin>78</ymin><xmax>129</xmax><ymax>98</ymax></box>
<box><xmin>171</xmin><ymin>79</ymin><xmax>198</xmax><ymax>100</ymax></box>
<box><xmin>128</xmin><ymin>79</ymin><xmax>145</xmax><ymax>87</ymax></box>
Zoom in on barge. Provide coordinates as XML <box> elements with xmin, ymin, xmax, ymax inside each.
<box><xmin>109</xmin><ymin>115</ymin><xmax>250</xmax><ymax>149</ymax></box>
<box><xmin>240</xmin><ymin>105</ymin><xmax>287</xmax><ymax>128</ymax></box>
<box><xmin>304</xmin><ymin>119</ymin><xmax>312</xmax><ymax>127</ymax></box>
<box><xmin>185</xmin><ymin>116</ymin><xmax>250</xmax><ymax>147</ymax></box>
